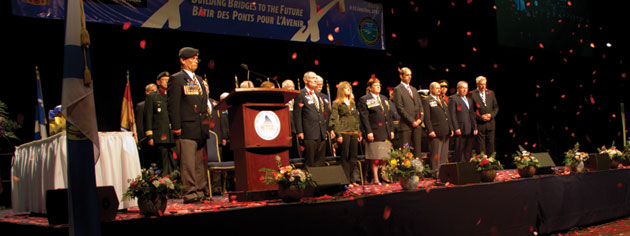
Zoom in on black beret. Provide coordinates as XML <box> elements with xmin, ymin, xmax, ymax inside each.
<box><xmin>156</xmin><ymin>71</ymin><xmax>170</xmax><ymax>80</ymax></box>
<box><xmin>178</xmin><ymin>47</ymin><xmax>199</xmax><ymax>59</ymax></box>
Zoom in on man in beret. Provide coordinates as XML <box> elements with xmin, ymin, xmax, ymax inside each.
<box><xmin>168</xmin><ymin>47</ymin><xmax>210</xmax><ymax>203</ymax></box>
<box><xmin>145</xmin><ymin>72</ymin><xmax>177</xmax><ymax>176</ymax></box>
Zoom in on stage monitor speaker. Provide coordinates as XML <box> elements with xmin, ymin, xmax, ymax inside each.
<box><xmin>307</xmin><ymin>165</ymin><xmax>349</xmax><ymax>196</ymax></box>
<box><xmin>533</xmin><ymin>152</ymin><xmax>556</xmax><ymax>174</ymax></box>
<box><xmin>586</xmin><ymin>153</ymin><xmax>611</xmax><ymax>171</ymax></box>
<box><xmin>46</xmin><ymin>186</ymin><xmax>119</xmax><ymax>225</ymax></box>
<box><xmin>438</xmin><ymin>162</ymin><xmax>481</xmax><ymax>185</ymax></box>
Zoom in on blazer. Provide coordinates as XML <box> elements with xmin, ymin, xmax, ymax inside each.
<box><xmin>167</xmin><ymin>70</ymin><xmax>210</xmax><ymax>141</ymax></box>
<box><xmin>448</xmin><ymin>94</ymin><xmax>477</xmax><ymax>135</ymax></box>
<box><xmin>144</xmin><ymin>90</ymin><xmax>174</xmax><ymax>144</ymax></box>
<box><xmin>393</xmin><ymin>83</ymin><xmax>424</xmax><ymax>131</ymax></box>
<box><xmin>423</xmin><ymin>95</ymin><xmax>453</xmax><ymax>138</ymax></box>
<box><xmin>135</xmin><ymin>101</ymin><xmax>146</xmax><ymax>141</ymax></box>
<box><xmin>330</xmin><ymin>100</ymin><xmax>360</xmax><ymax>135</ymax></box>
<box><xmin>358</xmin><ymin>93</ymin><xmax>394</xmax><ymax>141</ymax></box>
<box><xmin>293</xmin><ymin>88</ymin><xmax>327</xmax><ymax>140</ymax></box>
<box><xmin>470</xmin><ymin>89</ymin><xmax>499</xmax><ymax>131</ymax></box>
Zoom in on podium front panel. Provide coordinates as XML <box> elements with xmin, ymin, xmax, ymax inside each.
<box><xmin>230</xmin><ymin>104</ymin><xmax>291</xmax><ymax>149</ymax></box>
<box><xmin>234</xmin><ymin>149</ymin><xmax>289</xmax><ymax>192</ymax></box>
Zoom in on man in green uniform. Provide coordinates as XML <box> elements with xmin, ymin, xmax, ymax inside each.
<box><xmin>144</xmin><ymin>71</ymin><xmax>178</xmax><ymax>175</ymax></box>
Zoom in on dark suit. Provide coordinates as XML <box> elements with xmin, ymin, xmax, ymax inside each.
<box><xmin>167</xmin><ymin>70</ymin><xmax>210</xmax><ymax>202</ymax></box>
<box><xmin>423</xmin><ymin>95</ymin><xmax>453</xmax><ymax>171</ymax></box>
<box><xmin>287</xmin><ymin>99</ymin><xmax>303</xmax><ymax>160</ymax></box>
<box><xmin>448</xmin><ymin>94</ymin><xmax>477</xmax><ymax>162</ymax></box>
<box><xmin>293</xmin><ymin>88</ymin><xmax>328</xmax><ymax>167</ymax></box>
<box><xmin>359</xmin><ymin>94</ymin><xmax>394</xmax><ymax>142</ymax></box>
<box><xmin>144</xmin><ymin>90</ymin><xmax>177</xmax><ymax>175</ymax></box>
<box><xmin>470</xmin><ymin>89</ymin><xmax>499</xmax><ymax>154</ymax></box>
<box><xmin>393</xmin><ymin>83</ymin><xmax>424</xmax><ymax>158</ymax></box>
<box><xmin>135</xmin><ymin>100</ymin><xmax>152</xmax><ymax>168</ymax></box>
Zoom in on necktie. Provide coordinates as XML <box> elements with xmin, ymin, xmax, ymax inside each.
<box><xmin>481</xmin><ymin>91</ymin><xmax>487</xmax><ymax>106</ymax></box>
<box><xmin>462</xmin><ymin>96</ymin><xmax>469</xmax><ymax>109</ymax></box>
<box><xmin>407</xmin><ymin>86</ymin><xmax>414</xmax><ymax>98</ymax></box>
<box><xmin>310</xmin><ymin>91</ymin><xmax>320</xmax><ymax>111</ymax></box>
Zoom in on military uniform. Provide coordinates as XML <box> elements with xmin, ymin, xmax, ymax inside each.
<box><xmin>144</xmin><ymin>89</ymin><xmax>177</xmax><ymax>175</ymax></box>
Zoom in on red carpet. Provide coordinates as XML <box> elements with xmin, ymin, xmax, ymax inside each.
<box><xmin>1</xmin><ymin>167</ymin><xmax>629</xmax><ymax>233</ymax></box>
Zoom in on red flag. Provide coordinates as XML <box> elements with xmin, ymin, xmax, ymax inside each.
<box><xmin>120</xmin><ymin>76</ymin><xmax>138</xmax><ymax>142</ymax></box>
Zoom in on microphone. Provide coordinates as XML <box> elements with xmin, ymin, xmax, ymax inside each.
<box><xmin>241</xmin><ymin>64</ymin><xmax>250</xmax><ymax>81</ymax></box>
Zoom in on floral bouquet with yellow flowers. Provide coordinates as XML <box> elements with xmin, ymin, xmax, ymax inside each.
<box><xmin>564</xmin><ymin>142</ymin><xmax>589</xmax><ymax>167</ymax></box>
<box><xmin>470</xmin><ymin>152</ymin><xmax>503</xmax><ymax>172</ymax></box>
<box><xmin>513</xmin><ymin>146</ymin><xmax>541</xmax><ymax>169</ymax></box>
<box><xmin>260</xmin><ymin>156</ymin><xmax>316</xmax><ymax>189</ymax></box>
<box><xmin>382</xmin><ymin>144</ymin><xmax>432</xmax><ymax>181</ymax></box>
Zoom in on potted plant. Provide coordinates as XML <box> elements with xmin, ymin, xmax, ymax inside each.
<box><xmin>623</xmin><ymin>142</ymin><xmax>630</xmax><ymax>166</ymax></box>
<box><xmin>0</xmin><ymin>100</ymin><xmax>21</xmax><ymax>152</ymax></box>
<box><xmin>260</xmin><ymin>156</ymin><xmax>317</xmax><ymax>202</ymax></box>
<box><xmin>382</xmin><ymin>144</ymin><xmax>431</xmax><ymax>190</ymax></box>
<box><xmin>598</xmin><ymin>142</ymin><xmax>626</xmax><ymax>169</ymax></box>
<box><xmin>513</xmin><ymin>146</ymin><xmax>541</xmax><ymax>178</ymax></box>
<box><xmin>470</xmin><ymin>152</ymin><xmax>503</xmax><ymax>182</ymax></box>
<box><xmin>564</xmin><ymin>143</ymin><xmax>589</xmax><ymax>173</ymax></box>
<box><xmin>122</xmin><ymin>169</ymin><xmax>182</xmax><ymax>216</ymax></box>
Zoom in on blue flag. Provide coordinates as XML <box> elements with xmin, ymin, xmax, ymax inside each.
<box><xmin>34</xmin><ymin>69</ymin><xmax>47</xmax><ymax>140</ymax></box>
<box><xmin>62</xmin><ymin>0</ymin><xmax>101</xmax><ymax>235</ymax></box>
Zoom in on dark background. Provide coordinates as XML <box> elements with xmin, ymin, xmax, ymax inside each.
<box><xmin>2</xmin><ymin>0</ymin><xmax>629</xmax><ymax>166</ymax></box>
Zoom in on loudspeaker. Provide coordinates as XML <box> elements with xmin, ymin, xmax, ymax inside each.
<box><xmin>46</xmin><ymin>186</ymin><xmax>119</xmax><ymax>225</ymax></box>
<box><xmin>438</xmin><ymin>162</ymin><xmax>481</xmax><ymax>185</ymax></box>
<box><xmin>586</xmin><ymin>153</ymin><xmax>611</xmax><ymax>171</ymax></box>
<box><xmin>307</xmin><ymin>165</ymin><xmax>349</xmax><ymax>196</ymax></box>
<box><xmin>533</xmin><ymin>152</ymin><xmax>556</xmax><ymax>174</ymax></box>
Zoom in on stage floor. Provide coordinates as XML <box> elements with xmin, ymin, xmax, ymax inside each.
<box><xmin>2</xmin><ymin>167</ymin><xmax>630</xmax><ymax>235</ymax></box>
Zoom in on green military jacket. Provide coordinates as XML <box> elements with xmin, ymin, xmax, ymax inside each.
<box><xmin>330</xmin><ymin>99</ymin><xmax>361</xmax><ymax>135</ymax></box>
<box><xmin>144</xmin><ymin>90</ymin><xmax>174</xmax><ymax>144</ymax></box>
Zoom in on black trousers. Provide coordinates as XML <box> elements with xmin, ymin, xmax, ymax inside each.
<box><xmin>338</xmin><ymin>133</ymin><xmax>359</xmax><ymax>182</ymax></box>
<box><xmin>454</xmin><ymin>134</ymin><xmax>474</xmax><ymax>162</ymax></box>
<box><xmin>304</xmin><ymin>138</ymin><xmax>326</xmax><ymax>167</ymax></box>
<box><xmin>156</xmin><ymin>143</ymin><xmax>177</xmax><ymax>176</ymax></box>
<box><xmin>398</xmin><ymin>125</ymin><xmax>423</xmax><ymax>158</ymax></box>
<box><xmin>476</xmin><ymin>129</ymin><xmax>495</xmax><ymax>154</ymax></box>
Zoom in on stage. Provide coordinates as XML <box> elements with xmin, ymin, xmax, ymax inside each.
<box><xmin>1</xmin><ymin>168</ymin><xmax>630</xmax><ymax>235</ymax></box>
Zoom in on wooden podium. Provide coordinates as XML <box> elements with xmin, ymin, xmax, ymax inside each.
<box><xmin>216</xmin><ymin>88</ymin><xmax>299</xmax><ymax>201</ymax></box>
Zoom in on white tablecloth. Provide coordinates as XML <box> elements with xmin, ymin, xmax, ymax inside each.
<box><xmin>11</xmin><ymin>131</ymin><xmax>141</xmax><ymax>213</ymax></box>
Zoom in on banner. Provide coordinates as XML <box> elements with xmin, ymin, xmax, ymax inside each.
<box><xmin>12</xmin><ymin>0</ymin><xmax>385</xmax><ymax>50</ymax></box>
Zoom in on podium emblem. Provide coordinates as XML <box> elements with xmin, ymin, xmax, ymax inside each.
<box><xmin>254</xmin><ymin>111</ymin><xmax>281</xmax><ymax>141</ymax></box>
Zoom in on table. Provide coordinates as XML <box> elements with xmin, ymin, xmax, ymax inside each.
<box><xmin>11</xmin><ymin>131</ymin><xmax>141</xmax><ymax>213</ymax></box>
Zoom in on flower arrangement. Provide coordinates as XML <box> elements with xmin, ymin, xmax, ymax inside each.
<box><xmin>470</xmin><ymin>152</ymin><xmax>503</xmax><ymax>172</ymax></box>
<box><xmin>260</xmin><ymin>156</ymin><xmax>316</xmax><ymax>189</ymax></box>
<box><xmin>382</xmin><ymin>144</ymin><xmax>432</xmax><ymax>180</ymax></box>
<box><xmin>512</xmin><ymin>146</ymin><xmax>541</xmax><ymax>169</ymax></box>
<box><xmin>598</xmin><ymin>142</ymin><xmax>627</xmax><ymax>161</ymax></box>
<box><xmin>564</xmin><ymin>142</ymin><xmax>589</xmax><ymax>166</ymax></box>
<box><xmin>0</xmin><ymin>101</ymin><xmax>21</xmax><ymax>144</ymax></box>
<box><xmin>122</xmin><ymin>169</ymin><xmax>183</xmax><ymax>202</ymax></box>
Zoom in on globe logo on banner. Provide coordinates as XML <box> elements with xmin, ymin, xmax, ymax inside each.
<box><xmin>254</xmin><ymin>111</ymin><xmax>281</xmax><ymax>141</ymax></box>
<box><xmin>359</xmin><ymin>17</ymin><xmax>380</xmax><ymax>46</ymax></box>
